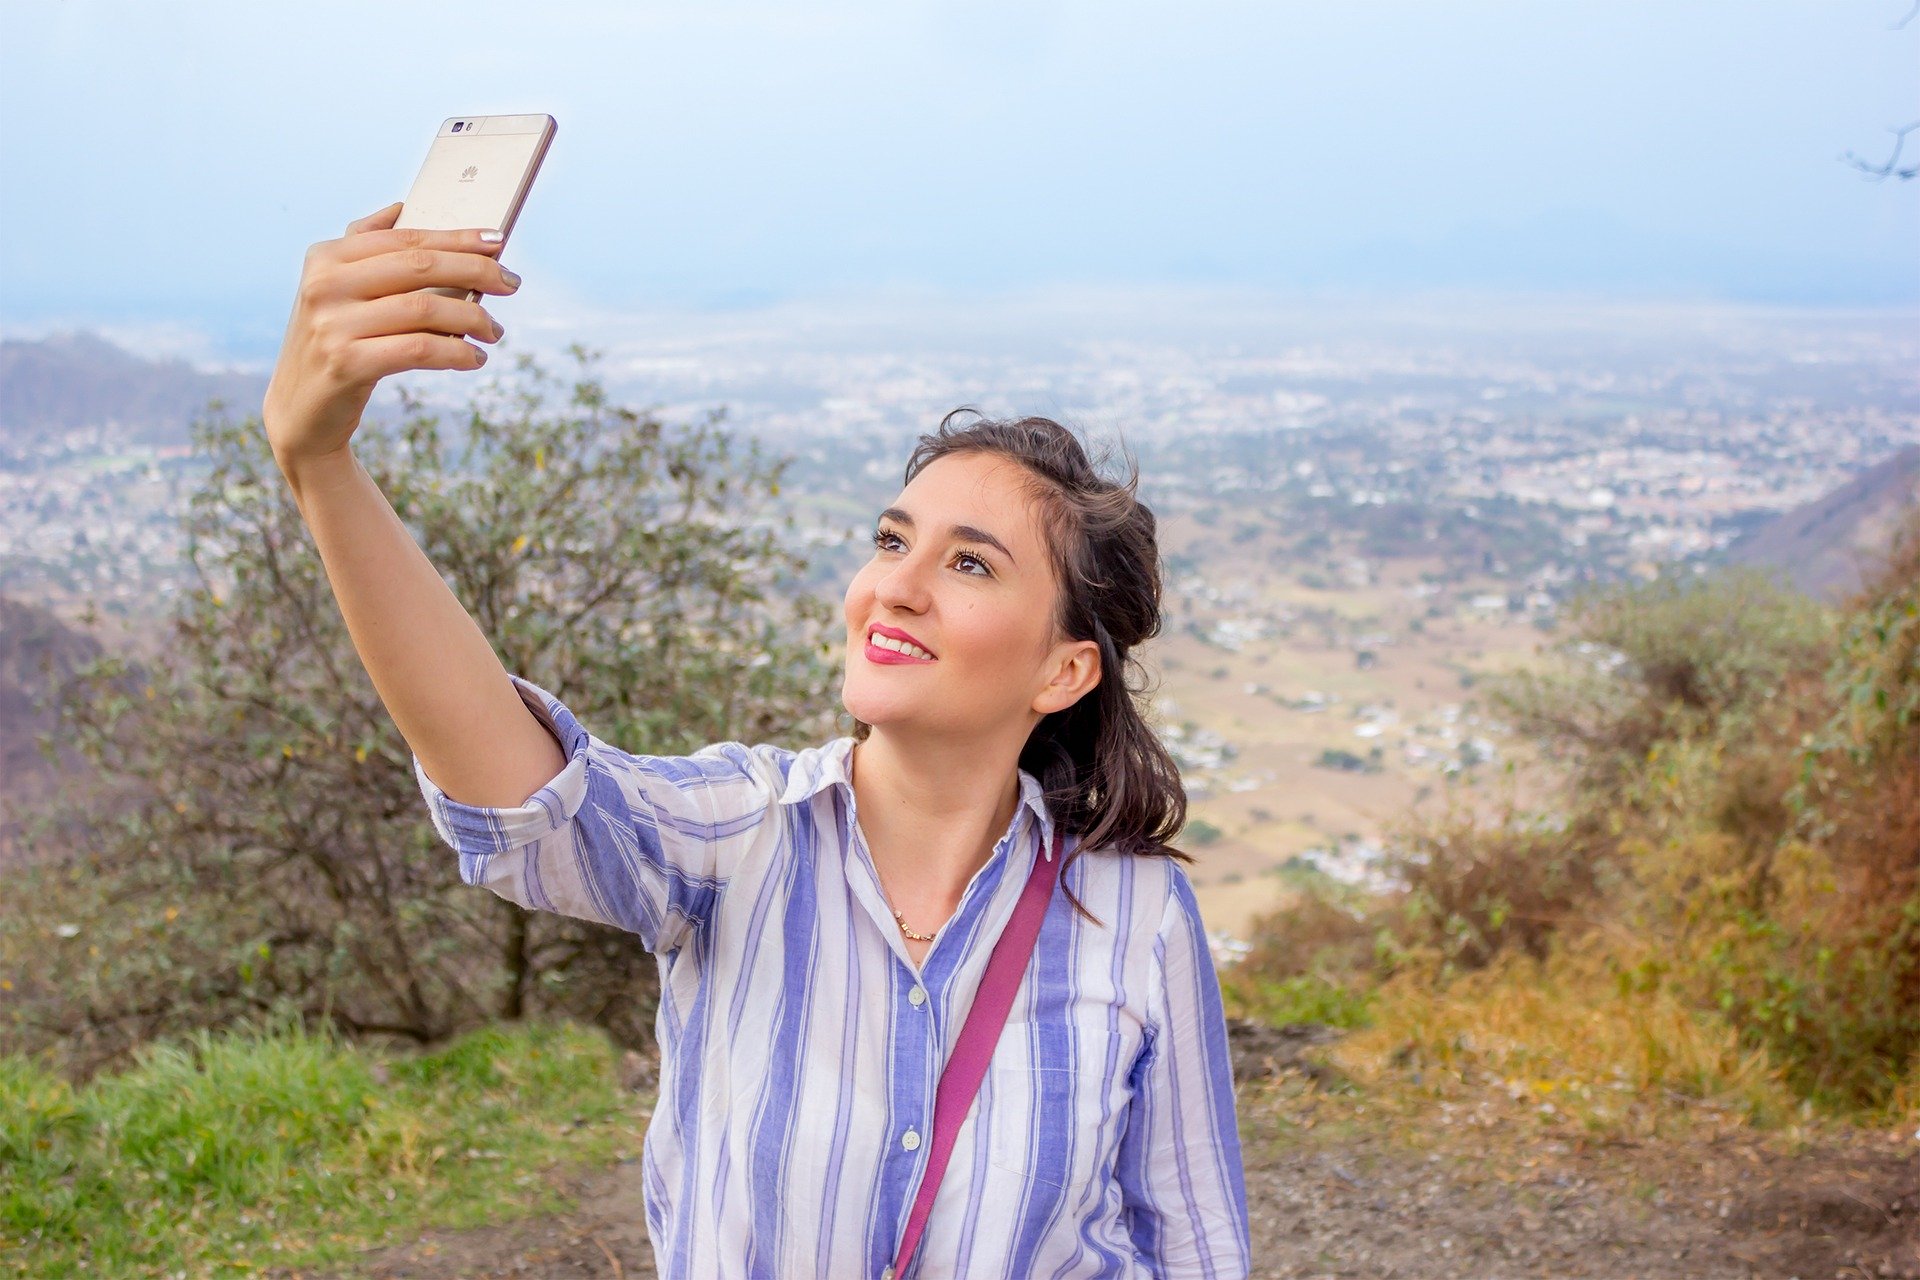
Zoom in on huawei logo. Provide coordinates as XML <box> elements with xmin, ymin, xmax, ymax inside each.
<box><xmin>459</xmin><ymin>165</ymin><xmax>479</xmax><ymax>182</ymax></box>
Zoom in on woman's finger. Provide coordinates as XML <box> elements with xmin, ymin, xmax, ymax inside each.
<box><xmin>335</xmin><ymin>331</ymin><xmax>488</xmax><ymax>384</ymax></box>
<box><xmin>340</xmin><ymin>290</ymin><xmax>502</xmax><ymax>344</ymax></box>
<box><xmin>334</xmin><ymin>245</ymin><xmax>521</xmax><ymax>301</ymax></box>
<box><xmin>333</xmin><ymin>224</ymin><xmax>505</xmax><ymax>266</ymax></box>
<box><xmin>345</xmin><ymin>201</ymin><xmax>404</xmax><ymax>237</ymax></box>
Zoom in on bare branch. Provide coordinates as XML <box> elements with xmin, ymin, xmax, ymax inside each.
<box><xmin>1842</xmin><ymin>121</ymin><xmax>1920</xmax><ymax>181</ymax></box>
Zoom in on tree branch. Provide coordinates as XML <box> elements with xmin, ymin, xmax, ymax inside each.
<box><xmin>1843</xmin><ymin>121</ymin><xmax>1920</xmax><ymax>181</ymax></box>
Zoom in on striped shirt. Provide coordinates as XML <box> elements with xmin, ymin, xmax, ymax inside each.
<box><xmin>413</xmin><ymin>673</ymin><xmax>1252</xmax><ymax>1279</ymax></box>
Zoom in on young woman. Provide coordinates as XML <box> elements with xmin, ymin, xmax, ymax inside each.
<box><xmin>264</xmin><ymin>202</ymin><xmax>1251</xmax><ymax>1278</ymax></box>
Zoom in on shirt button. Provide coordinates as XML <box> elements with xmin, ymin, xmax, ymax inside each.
<box><xmin>901</xmin><ymin>1128</ymin><xmax>921</xmax><ymax>1151</ymax></box>
<box><xmin>908</xmin><ymin>985</ymin><xmax>927</xmax><ymax>1007</ymax></box>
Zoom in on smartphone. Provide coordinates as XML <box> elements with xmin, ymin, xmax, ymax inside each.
<box><xmin>394</xmin><ymin>113</ymin><xmax>557</xmax><ymax>305</ymax></box>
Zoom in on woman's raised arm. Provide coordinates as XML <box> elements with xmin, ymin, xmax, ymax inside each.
<box><xmin>264</xmin><ymin>203</ymin><xmax>783</xmax><ymax>954</ymax></box>
<box><xmin>263</xmin><ymin>201</ymin><xmax>553</xmax><ymax>808</ymax></box>
<box><xmin>273</xmin><ymin>445</ymin><xmax>563</xmax><ymax>808</ymax></box>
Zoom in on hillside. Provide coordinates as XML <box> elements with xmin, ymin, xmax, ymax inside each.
<box><xmin>0</xmin><ymin>592</ymin><xmax>146</xmax><ymax>865</ymax></box>
<box><xmin>1724</xmin><ymin>443</ymin><xmax>1920</xmax><ymax>602</ymax></box>
<box><xmin>0</xmin><ymin>330</ymin><xmax>267</xmax><ymax>447</ymax></box>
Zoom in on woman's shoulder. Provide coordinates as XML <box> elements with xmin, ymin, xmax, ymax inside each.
<box><xmin>1062</xmin><ymin>837</ymin><xmax>1199</xmax><ymax>945</ymax></box>
<box><xmin>505</xmin><ymin>672</ymin><xmax>846</xmax><ymax>794</ymax></box>
<box><xmin>660</xmin><ymin>734</ymin><xmax>855</xmax><ymax>810</ymax></box>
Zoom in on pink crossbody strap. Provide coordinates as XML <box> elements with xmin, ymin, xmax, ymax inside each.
<box><xmin>888</xmin><ymin>825</ymin><xmax>1064</xmax><ymax>1279</ymax></box>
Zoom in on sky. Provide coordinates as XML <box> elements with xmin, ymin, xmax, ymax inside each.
<box><xmin>1</xmin><ymin>0</ymin><xmax>1915</xmax><ymax>361</ymax></box>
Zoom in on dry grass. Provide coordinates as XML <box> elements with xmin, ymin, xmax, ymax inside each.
<box><xmin>1324</xmin><ymin>939</ymin><xmax>1815</xmax><ymax>1141</ymax></box>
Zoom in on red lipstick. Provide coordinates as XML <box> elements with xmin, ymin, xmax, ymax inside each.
<box><xmin>864</xmin><ymin>623</ymin><xmax>937</xmax><ymax>664</ymax></box>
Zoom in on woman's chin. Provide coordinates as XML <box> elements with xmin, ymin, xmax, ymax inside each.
<box><xmin>841</xmin><ymin>681</ymin><xmax>932</xmax><ymax>731</ymax></box>
<box><xmin>842</xmin><ymin>695</ymin><xmax>905</xmax><ymax>728</ymax></box>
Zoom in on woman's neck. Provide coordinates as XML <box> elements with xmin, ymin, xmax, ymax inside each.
<box><xmin>849</xmin><ymin>731</ymin><xmax>1025</xmax><ymax>918</ymax></box>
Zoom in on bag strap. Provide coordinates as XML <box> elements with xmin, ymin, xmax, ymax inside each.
<box><xmin>887</xmin><ymin>824</ymin><xmax>1063</xmax><ymax>1279</ymax></box>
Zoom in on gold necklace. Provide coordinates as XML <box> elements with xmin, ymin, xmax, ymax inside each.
<box><xmin>892</xmin><ymin>908</ymin><xmax>937</xmax><ymax>941</ymax></box>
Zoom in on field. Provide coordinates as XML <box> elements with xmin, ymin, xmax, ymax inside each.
<box><xmin>1147</xmin><ymin>511</ymin><xmax>1559</xmax><ymax>940</ymax></box>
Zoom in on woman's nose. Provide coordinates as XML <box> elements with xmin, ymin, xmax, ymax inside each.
<box><xmin>875</xmin><ymin>551</ymin><xmax>934</xmax><ymax>606</ymax></box>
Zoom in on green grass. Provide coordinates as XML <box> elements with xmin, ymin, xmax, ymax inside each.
<box><xmin>0</xmin><ymin>1013</ymin><xmax>647</xmax><ymax>1277</ymax></box>
<box><xmin>1221</xmin><ymin>971</ymin><xmax>1375</xmax><ymax>1030</ymax></box>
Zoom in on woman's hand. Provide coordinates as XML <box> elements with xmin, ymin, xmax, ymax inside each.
<box><xmin>263</xmin><ymin>200</ymin><xmax>520</xmax><ymax>472</ymax></box>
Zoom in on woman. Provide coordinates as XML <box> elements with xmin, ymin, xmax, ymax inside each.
<box><xmin>264</xmin><ymin>202</ymin><xmax>1251</xmax><ymax>1277</ymax></box>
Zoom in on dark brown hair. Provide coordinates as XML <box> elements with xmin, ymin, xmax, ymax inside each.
<box><xmin>851</xmin><ymin>407</ymin><xmax>1192</xmax><ymax>926</ymax></box>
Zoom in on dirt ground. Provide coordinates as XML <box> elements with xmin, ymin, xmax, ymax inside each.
<box><xmin>275</xmin><ymin>1024</ymin><xmax>1920</xmax><ymax>1280</ymax></box>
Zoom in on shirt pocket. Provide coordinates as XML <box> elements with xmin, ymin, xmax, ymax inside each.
<box><xmin>982</xmin><ymin>1062</ymin><xmax>1121</xmax><ymax>1191</ymax></box>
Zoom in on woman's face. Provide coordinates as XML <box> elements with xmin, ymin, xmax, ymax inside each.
<box><xmin>842</xmin><ymin>451</ymin><xmax>1097</xmax><ymax>740</ymax></box>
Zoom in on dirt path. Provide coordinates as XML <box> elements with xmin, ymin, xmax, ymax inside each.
<box><xmin>1237</xmin><ymin>1105</ymin><xmax>1918</xmax><ymax>1279</ymax></box>
<box><xmin>281</xmin><ymin>1025</ymin><xmax>1920</xmax><ymax>1280</ymax></box>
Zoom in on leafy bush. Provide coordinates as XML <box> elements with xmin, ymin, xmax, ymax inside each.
<box><xmin>1737</xmin><ymin>517</ymin><xmax>1920</xmax><ymax>1107</ymax></box>
<box><xmin>1389</xmin><ymin>803</ymin><xmax>1600</xmax><ymax>970</ymax></box>
<box><xmin>1221</xmin><ymin>881</ymin><xmax>1390</xmax><ymax>1032</ymax></box>
<box><xmin>1240</xmin><ymin>553</ymin><xmax>1920</xmax><ymax>1117</ymax></box>
<box><xmin>4</xmin><ymin>347</ymin><xmax>842</xmax><ymax>1081</ymax></box>
<box><xmin>1234</xmin><ymin>883</ymin><xmax>1386</xmax><ymax>985</ymax></box>
<box><xmin>1488</xmin><ymin>567</ymin><xmax>1833</xmax><ymax>804</ymax></box>
<box><xmin>1314</xmin><ymin>747</ymin><xmax>1379</xmax><ymax>774</ymax></box>
<box><xmin>1182</xmin><ymin>817</ymin><xmax>1223</xmax><ymax>846</ymax></box>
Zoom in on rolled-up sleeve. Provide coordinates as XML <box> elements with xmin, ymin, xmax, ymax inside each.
<box><xmin>412</xmin><ymin>672</ymin><xmax>778</xmax><ymax>954</ymax></box>
<box><xmin>1113</xmin><ymin>864</ymin><xmax>1253</xmax><ymax>1277</ymax></box>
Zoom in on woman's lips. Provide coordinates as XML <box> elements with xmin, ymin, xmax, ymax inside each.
<box><xmin>864</xmin><ymin>638</ymin><xmax>936</xmax><ymax>665</ymax></box>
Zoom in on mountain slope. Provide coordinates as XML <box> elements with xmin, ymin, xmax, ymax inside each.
<box><xmin>0</xmin><ymin>330</ymin><xmax>268</xmax><ymax>446</ymax></box>
<box><xmin>1723</xmin><ymin>444</ymin><xmax>1920</xmax><ymax>603</ymax></box>
<box><xmin>0</xmin><ymin>593</ymin><xmax>149</xmax><ymax>866</ymax></box>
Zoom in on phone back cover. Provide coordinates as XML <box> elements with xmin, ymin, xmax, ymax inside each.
<box><xmin>396</xmin><ymin>114</ymin><xmax>552</xmax><ymax>301</ymax></box>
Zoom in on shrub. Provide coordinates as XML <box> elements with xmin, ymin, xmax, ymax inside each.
<box><xmin>1388</xmin><ymin>803</ymin><xmax>1601</xmax><ymax>970</ymax></box>
<box><xmin>1238</xmin><ymin>555</ymin><xmax>1920</xmax><ymax>1117</ymax></box>
<box><xmin>1182</xmin><ymin>818</ymin><xmax>1223</xmax><ymax>847</ymax></box>
<box><xmin>4</xmin><ymin>348</ymin><xmax>842</xmax><ymax>1081</ymax></box>
<box><xmin>1496</xmin><ymin>569</ymin><xmax>1830</xmax><ymax>772</ymax></box>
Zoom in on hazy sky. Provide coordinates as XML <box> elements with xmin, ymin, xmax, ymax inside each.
<box><xmin>2</xmin><ymin>0</ymin><xmax>1915</xmax><ymax>357</ymax></box>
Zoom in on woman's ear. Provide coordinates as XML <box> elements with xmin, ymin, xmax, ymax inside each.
<box><xmin>1034</xmin><ymin>638</ymin><xmax>1101</xmax><ymax>716</ymax></box>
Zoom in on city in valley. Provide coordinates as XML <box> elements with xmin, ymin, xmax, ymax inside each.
<box><xmin>3</xmin><ymin>293</ymin><xmax>1915</xmax><ymax>947</ymax></box>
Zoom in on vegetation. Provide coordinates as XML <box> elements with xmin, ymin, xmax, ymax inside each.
<box><xmin>6</xmin><ymin>347</ymin><xmax>1917</xmax><ymax>1270</ymax></box>
<box><xmin>0</xmin><ymin>1014</ymin><xmax>644</xmax><ymax>1276</ymax></box>
<box><xmin>1226</xmin><ymin>545</ymin><xmax>1920</xmax><ymax>1120</ymax></box>
<box><xmin>2</xmin><ymin>347</ymin><xmax>843</xmax><ymax>1082</ymax></box>
<box><xmin>1181</xmin><ymin>817</ymin><xmax>1224</xmax><ymax>846</ymax></box>
<box><xmin>1314</xmin><ymin>747</ymin><xmax>1381</xmax><ymax>774</ymax></box>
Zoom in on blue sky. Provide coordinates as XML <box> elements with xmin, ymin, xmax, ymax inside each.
<box><xmin>2</xmin><ymin>0</ymin><xmax>1915</xmax><ymax>357</ymax></box>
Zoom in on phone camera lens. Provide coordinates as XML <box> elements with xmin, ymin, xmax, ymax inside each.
<box><xmin>452</xmin><ymin>121</ymin><xmax>465</xmax><ymax>132</ymax></box>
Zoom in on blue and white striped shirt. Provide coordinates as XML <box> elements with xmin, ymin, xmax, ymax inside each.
<box><xmin>413</xmin><ymin>673</ymin><xmax>1252</xmax><ymax>1279</ymax></box>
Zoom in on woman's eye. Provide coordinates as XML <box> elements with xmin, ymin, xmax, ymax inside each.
<box><xmin>870</xmin><ymin>528</ymin><xmax>990</xmax><ymax>577</ymax></box>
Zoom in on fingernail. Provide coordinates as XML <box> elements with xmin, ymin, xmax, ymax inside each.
<box><xmin>500</xmin><ymin>267</ymin><xmax>522</xmax><ymax>290</ymax></box>
<box><xmin>479</xmin><ymin>229</ymin><xmax>504</xmax><ymax>243</ymax></box>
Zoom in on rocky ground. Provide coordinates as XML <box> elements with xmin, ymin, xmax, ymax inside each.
<box><xmin>274</xmin><ymin>1022</ymin><xmax>1920</xmax><ymax>1280</ymax></box>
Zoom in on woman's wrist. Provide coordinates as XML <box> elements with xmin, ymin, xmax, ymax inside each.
<box><xmin>274</xmin><ymin>444</ymin><xmax>362</xmax><ymax>512</ymax></box>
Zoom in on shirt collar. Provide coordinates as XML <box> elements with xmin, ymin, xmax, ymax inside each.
<box><xmin>777</xmin><ymin>735</ymin><xmax>1060</xmax><ymax>861</ymax></box>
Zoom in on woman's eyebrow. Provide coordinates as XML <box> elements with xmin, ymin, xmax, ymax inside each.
<box><xmin>878</xmin><ymin>506</ymin><xmax>1016</xmax><ymax>567</ymax></box>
